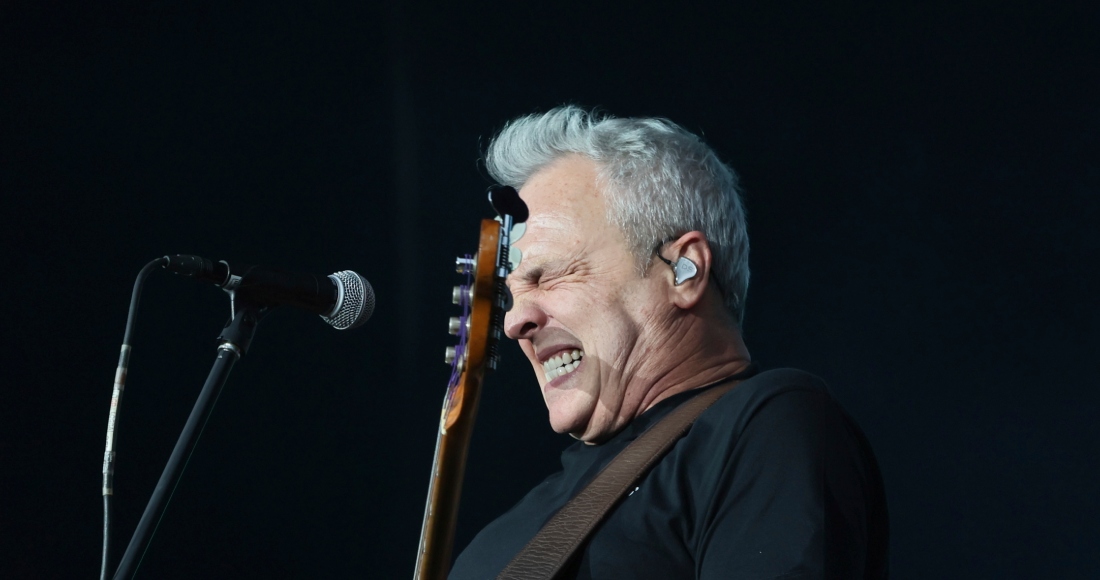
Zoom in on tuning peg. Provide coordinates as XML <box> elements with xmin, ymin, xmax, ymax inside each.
<box><xmin>442</xmin><ymin>345</ymin><xmax>468</xmax><ymax>371</ymax></box>
<box><xmin>495</xmin><ymin>285</ymin><xmax>513</xmax><ymax>312</ymax></box>
<box><xmin>444</xmin><ymin>346</ymin><xmax>466</xmax><ymax>372</ymax></box>
<box><xmin>488</xmin><ymin>185</ymin><xmax>529</xmax><ymax>223</ymax></box>
<box><xmin>510</xmin><ymin>221</ymin><xmax>526</xmax><ymax>242</ymax></box>
<box><xmin>494</xmin><ymin>217</ymin><xmax>526</xmax><ymax>243</ymax></box>
<box><xmin>507</xmin><ymin>246</ymin><xmax>522</xmax><ymax>272</ymax></box>
<box><xmin>452</xmin><ymin>285</ymin><xmax>473</xmax><ymax>305</ymax></box>
<box><xmin>448</xmin><ymin>316</ymin><xmax>470</xmax><ymax>335</ymax></box>
<box><xmin>455</xmin><ymin>256</ymin><xmax>476</xmax><ymax>274</ymax></box>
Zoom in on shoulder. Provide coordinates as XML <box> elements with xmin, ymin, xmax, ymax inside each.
<box><xmin>722</xmin><ymin>367</ymin><xmax>831</xmax><ymax>403</ymax></box>
<box><xmin>693</xmin><ymin>367</ymin><xmax>839</xmax><ymax>438</ymax></box>
<box><xmin>678</xmin><ymin>367</ymin><xmax>879</xmax><ymax>497</ymax></box>
<box><xmin>685</xmin><ymin>368</ymin><xmax>889</xmax><ymax>577</ymax></box>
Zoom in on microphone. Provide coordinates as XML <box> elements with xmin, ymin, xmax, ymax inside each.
<box><xmin>163</xmin><ymin>254</ymin><xmax>375</xmax><ymax>329</ymax></box>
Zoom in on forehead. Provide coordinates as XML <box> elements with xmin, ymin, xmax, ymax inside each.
<box><xmin>517</xmin><ymin>154</ymin><xmax>605</xmax><ymax>243</ymax></box>
<box><xmin>512</xmin><ymin>155</ymin><xmax>630</xmax><ymax>274</ymax></box>
<box><xmin>520</xmin><ymin>154</ymin><xmax>602</xmax><ymax>214</ymax></box>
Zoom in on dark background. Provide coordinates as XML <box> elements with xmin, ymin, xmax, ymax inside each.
<box><xmin>3</xmin><ymin>1</ymin><xmax>1097</xmax><ymax>578</ymax></box>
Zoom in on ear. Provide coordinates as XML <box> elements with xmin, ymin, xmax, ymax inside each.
<box><xmin>663</xmin><ymin>231</ymin><xmax>712</xmax><ymax>310</ymax></box>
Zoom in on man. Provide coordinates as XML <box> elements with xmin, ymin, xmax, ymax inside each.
<box><xmin>449</xmin><ymin>107</ymin><xmax>888</xmax><ymax>579</ymax></box>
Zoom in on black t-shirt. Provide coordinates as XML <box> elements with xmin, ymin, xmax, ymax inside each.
<box><xmin>449</xmin><ymin>368</ymin><xmax>889</xmax><ymax>579</ymax></box>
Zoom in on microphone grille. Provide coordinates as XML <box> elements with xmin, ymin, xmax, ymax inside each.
<box><xmin>322</xmin><ymin>271</ymin><xmax>376</xmax><ymax>330</ymax></box>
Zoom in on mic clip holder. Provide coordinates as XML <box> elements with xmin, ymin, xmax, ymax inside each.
<box><xmin>219</xmin><ymin>273</ymin><xmax>248</xmax><ymax>333</ymax></box>
<box><xmin>218</xmin><ymin>295</ymin><xmax>269</xmax><ymax>356</ymax></box>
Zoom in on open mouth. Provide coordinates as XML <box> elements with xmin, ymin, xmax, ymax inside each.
<box><xmin>542</xmin><ymin>349</ymin><xmax>584</xmax><ymax>381</ymax></box>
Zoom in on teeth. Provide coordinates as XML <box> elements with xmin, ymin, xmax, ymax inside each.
<box><xmin>542</xmin><ymin>349</ymin><xmax>583</xmax><ymax>380</ymax></box>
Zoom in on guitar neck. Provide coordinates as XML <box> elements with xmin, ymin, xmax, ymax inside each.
<box><xmin>413</xmin><ymin>370</ymin><xmax>486</xmax><ymax>580</ymax></box>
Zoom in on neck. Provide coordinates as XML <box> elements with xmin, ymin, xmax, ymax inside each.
<box><xmin>634</xmin><ymin>315</ymin><xmax>751</xmax><ymax>416</ymax></box>
<box><xmin>633</xmin><ymin>292</ymin><xmax>752</xmax><ymax>420</ymax></box>
<box><xmin>577</xmin><ymin>289</ymin><xmax>752</xmax><ymax>445</ymax></box>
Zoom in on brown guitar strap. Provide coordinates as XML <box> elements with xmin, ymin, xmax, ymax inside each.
<box><xmin>497</xmin><ymin>378</ymin><xmax>744</xmax><ymax>580</ymax></box>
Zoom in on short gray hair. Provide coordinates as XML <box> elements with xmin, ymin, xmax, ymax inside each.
<box><xmin>485</xmin><ymin>106</ymin><xmax>750</xmax><ymax>325</ymax></box>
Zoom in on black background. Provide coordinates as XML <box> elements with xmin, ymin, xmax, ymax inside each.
<box><xmin>3</xmin><ymin>1</ymin><xmax>1097</xmax><ymax>578</ymax></box>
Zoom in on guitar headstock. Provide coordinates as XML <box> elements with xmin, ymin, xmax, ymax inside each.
<box><xmin>440</xmin><ymin>186</ymin><xmax>527</xmax><ymax>427</ymax></box>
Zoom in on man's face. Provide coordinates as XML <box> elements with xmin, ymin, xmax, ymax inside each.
<box><xmin>505</xmin><ymin>155</ymin><xmax>671</xmax><ymax>442</ymax></box>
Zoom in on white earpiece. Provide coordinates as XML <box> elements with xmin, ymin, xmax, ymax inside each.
<box><xmin>672</xmin><ymin>257</ymin><xmax>698</xmax><ymax>286</ymax></box>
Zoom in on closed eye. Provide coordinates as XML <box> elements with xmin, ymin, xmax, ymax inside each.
<box><xmin>508</xmin><ymin>254</ymin><xmax>585</xmax><ymax>294</ymax></box>
<box><xmin>507</xmin><ymin>266</ymin><xmax>543</xmax><ymax>294</ymax></box>
<box><xmin>523</xmin><ymin>267</ymin><xmax>545</xmax><ymax>286</ymax></box>
<box><xmin>509</xmin><ymin>263</ymin><xmax>573</xmax><ymax>293</ymax></box>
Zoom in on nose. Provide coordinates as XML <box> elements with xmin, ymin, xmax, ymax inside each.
<box><xmin>504</xmin><ymin>291</ymin><xmax>547</xmax><ymax>340</ymax></box>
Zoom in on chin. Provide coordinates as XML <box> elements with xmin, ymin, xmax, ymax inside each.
<box><xmin>546</xmin><ymin>404</ymin><xmax>589</xmax><ymax>436</ymax></box>
<box><xmin>548</xmin><ymin>413</ymin><xmax>582</xmax><ymax>435</ymax></box>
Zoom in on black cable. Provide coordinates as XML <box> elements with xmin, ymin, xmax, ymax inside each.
<box><xmin>101</xmin><ymin>257</ymin><xmax>167</xmax><ymax>580</ymax></box>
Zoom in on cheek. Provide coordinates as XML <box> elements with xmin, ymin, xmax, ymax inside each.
<box><xmin>542</xmin><ymin>280</ymin><xmax>648</xmax><ymax>356</ymax></box>
<box><xmin>563</xmin><ymin>298</ymin><xmax>629</xmax><ymax>351</ymax></box>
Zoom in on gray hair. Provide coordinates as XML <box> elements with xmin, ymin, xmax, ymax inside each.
<box><xmin>485</xmin><ymin>106</ymin><xmax>750</xmax><ymax>325</ymax></box>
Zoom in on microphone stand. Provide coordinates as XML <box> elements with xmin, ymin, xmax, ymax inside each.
<box><xmin>112</xmin><ymin>298</ymin><xmax>269</xmax><ymax>580</ymax></box>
